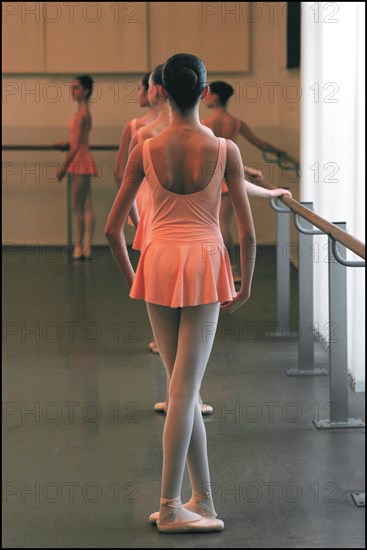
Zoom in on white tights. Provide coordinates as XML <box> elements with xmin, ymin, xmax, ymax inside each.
<box><xmin>146</xmin><ymin>302</ymin><xmax>220</xmax><ymax>506</ymax></box>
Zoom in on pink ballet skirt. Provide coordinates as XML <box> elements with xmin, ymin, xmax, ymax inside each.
<box><xmin>130</xmin><ymin>137</ymin><xmax>236</xmax><ymax>308</ymax></box>
<box><xmin>67</xmin><ymin>148</ymin><xmax>98</xmax><ymax>176</ymax></box>
<box><xmin>67</xmin><ymin>115</ymin><xmax>98</xmax><ymax>176</ymax></box>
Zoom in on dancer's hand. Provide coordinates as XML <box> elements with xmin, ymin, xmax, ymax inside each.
<box><xmin>56</xmin><ymin>165</ymin><xmax>67</xmax><ymax>182</ymax></box>
<box><xmin>271</xmin><ymin>188</ymin><xmax>292</xmax><ymax>199</ymax></box>
<box><xmin>220</xmin><ymin>291</ymin><xmax>250</xmax><ymax>314</ymax></box>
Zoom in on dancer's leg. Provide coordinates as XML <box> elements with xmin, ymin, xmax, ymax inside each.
<box><xmin>71</xmin><ymin>174</ymin><xmax>89</xmax><ymax>256</ymax></box>
<box><xmin>83</xmin><ymin>179</ymin><xmax>95</xmax><ymax>257</ymax></box>
<box><xmin>147</xmin><ymin>302</ymin><xmax>220</xmax><ymax>505</ymax></box>
<box><xmin>146</xmin><ymin>303</ymin><xmax>180</xmax><ymax>411</ymax></box>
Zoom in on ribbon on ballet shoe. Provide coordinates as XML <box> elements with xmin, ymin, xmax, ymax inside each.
<box><xmin>184</xmin><ymin>490</ymin><xmax>218</xmax><ymax>518</ymax></box>
<box><xmin>157</xmin><ymin>496</ymin><xmax>203</xmax><ymax>529</ymax></box>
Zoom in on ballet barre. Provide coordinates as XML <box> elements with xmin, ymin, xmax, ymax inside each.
<box><xmin>263</xmin><ymin>149</ymin><xmax>301</xmax><ymax>177</ymax></box>
<box><xmin>268</xmin><ymin>190</ymin><xmax>365</xmax><ymax>506</ymax></box>
<box><xmin>266</xmin><ymin>186</ymin><xmax>365</xmax><ymax>431</ymax></box>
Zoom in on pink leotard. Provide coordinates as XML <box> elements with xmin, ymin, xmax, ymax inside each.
<box><xmin>130</xmin><ymin>137</ymin><xmax>236</xmax><ymax>308</ymax></box>
<box><xmin>67</xmin><ymin>114</ymin><xmax>98</xmax><ymax>176</ymax></box>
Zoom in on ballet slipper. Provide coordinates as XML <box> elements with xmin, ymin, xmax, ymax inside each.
<box><xmin>200</xmin><ymin>402</ymin><xmax>213</xmax><ymax>415</ymax></box>
<box><xmin>155</xmin><ymin>496</ymin><xmax>224</xmax><ymax>533</ymax></box>
<box><xmin>153</xmin><ymin>401</ymin><xmax>213</xmax><ymax>415</ymax></box>
<box><xmin>73</xmin><ymin>245</ymin><xmax>83</xmax><ymax>260</ymax></box>
<box><xmin>150</xmin><ymin>494</ymin><xmax>223</xmax><ymax>531</ymax></box>
<box><xmin>83</xmin><ymin>244</ymin><xmax>92</xmax><ymax>260</ymax></box>
<box><xmin>153</xmin><ymin>402</ymin><xmax>167</xmax><ymax>413</ymax></box>
<box><xmin>149</xmin><ymin>341</ymin><xmax>159</xmax><ymax>354</ymax></box>
<box><xmin>184</xmin><ymin>494</ymin><xmax>218</xmax><ymax>518</ymax></box>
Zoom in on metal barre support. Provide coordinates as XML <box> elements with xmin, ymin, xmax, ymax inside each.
<box><xmin>294</xmin><ymin>212</ymin><xmax>324</xmax><ymax>235</ymax></box>
<box><xmin>269</xmin><ymin>197</ymin><xmax>291</xmax><ymax>213</ymax></box>
<box><xmin>331</xmin><ymin>239</ymin><xmax>366</xmax><ymax>268</ymax></box>
<box><xmin>67</xmin><ymin>174</ymin><xmax>73</xmax><ymax>263</ymax></box>
<box><xmin>285</xmin><ymin>202</ymin><xmax>328</xmax><ymax>377</ymax></box>
<box><xmin>268</xmin><ymin>197</ymin><xmax>291</xmax><ymax>335</ymax></box>
<box><xmin>313</xmin><ymin>222</ymin><xmax>364</xmax><ymax>429</ymax></box>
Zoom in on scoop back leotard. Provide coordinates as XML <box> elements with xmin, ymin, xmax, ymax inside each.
<box><xmin>130</xmin><ymin>137</ymin><xmax>236</xmax><ymax>308</ymax></box>
<box><xmin>67</xmin><ymin>114</ymin><xmax>98</xmax><ymax>176</ymax></box>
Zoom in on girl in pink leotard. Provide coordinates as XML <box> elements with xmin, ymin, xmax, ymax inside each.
<box><xmin>56</xmin><ymin>75</ymin><xmax>98</xmax><ymax>260</ymax></box>
<box><xmin>202</xmin><ymin>81</ymin><xmax>290</xmax><ymax>265</ymax></box>
<box><xmin>128</xmin><ymin>65</ymin><xmax>172</xmax><ymax>354</ymax></box>
<box><xmin>114</xmin><ymin>73</ymin><xmax>156</xmax><ymax>189</ymax></box>
<box><xmin>105</xmin><ymin>53</ymin><xmax>256</xmax><ymax>534</ymax></box>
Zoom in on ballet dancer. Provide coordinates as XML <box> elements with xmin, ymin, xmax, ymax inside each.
<box><xmin>56</xmin><ymin>75</ymin><xmax>97</xmax><ymax>260</ymax></box>
<box><xmin>202</xmin><ymin>80</ymin><xmax>290</xmax><ymax>276</ymax></box>
<box><xmin>128</xmin><ymin>66</ymin><xmax>214</xmax><ymax>409</ymax></box>
<box><xmin>105</xmin><ymin>53</ymin><xmax>256</xmax><ymax>533</ymax></box>
<box><xmin>114</xmin><ymin>72</ymin><xmax>156</xmax><ymax>190</ymax></box>
<box><xmin>128</xmin><ymin>65</ymin><xmax>171</xmax><ymax>355</ymax></box>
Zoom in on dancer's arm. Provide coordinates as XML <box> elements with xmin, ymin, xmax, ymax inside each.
<box><xmin>57</xmin><ymin>116</ymin><xmax>87</xmax><ymax>181</ymax></box>
<box><xmin>239</xmin><ymin>120</ymin><xmax>286</xmax><ymax>156</ymax></box>
<box><xmin>114</xmin><ymin>122</ymin><xmax>132</xmax><ymax>188</ymax></box>
<box><xmin>245</xmin><ymin>178</ymin><xmax>292</xmax><ymax>199</ymax></box>
<box><xmin>128</xmin><ymin>130</ymin><xmax>140</xmax><ymax>156</ymax></box>
<box><xmin>222</xmin><ymin>140</ymin><xmax>256</xmax><ymax>313</ymax></box>
<box><xmin>105</xmin><ymin>143</ymin><xmax>145</xmax><ymax>288</ymax></box>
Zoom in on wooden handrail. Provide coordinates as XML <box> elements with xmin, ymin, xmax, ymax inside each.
<box><xmin>263</xmin><ymin>181</ymin><xmax>365</xmax><ymax>260</ymax></box>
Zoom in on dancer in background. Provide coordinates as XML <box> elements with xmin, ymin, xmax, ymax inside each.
<box><xmin>202</xmin><ymin>80</ymin><xmax>290</xmax><ymax>276</ymax></box>
<box><xmin>114</xmin><ymin>72</ymin><xmax>156</xmax><ymax>189</ymax></box>
<box><xmin>128</xmin><ymin>65</ymin><xmax>171</xmax><ymax>355</ymax></box>
<box><xmin>105</xmin><ymin>53</ymin><xmax>256</xmax><ymax>533</ymax></box>
<box><xmin>56</xmin><ymin>75</ymin><xmax>97</xmax><ymax>260</ymax></box>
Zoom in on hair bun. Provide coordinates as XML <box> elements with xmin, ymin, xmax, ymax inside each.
<box><xmin>176</xmin><ymin>67</ymin><xmax>198</xmax><ymax>90</ymax></box>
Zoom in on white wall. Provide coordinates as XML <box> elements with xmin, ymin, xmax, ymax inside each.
<box><xmin>300</xmin><ymin>2</ymin><xmax>365</xmax><ymax>390</ymax></box>
<box><xmin>2</xmin><ymin>2</ymin><xmax>300</xmax><ymax>246</ymax></box>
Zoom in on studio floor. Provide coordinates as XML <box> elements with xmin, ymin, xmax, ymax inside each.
<box><xmin>2</xmin><ymin>245</ymin><xmax>365</xmax><ymax>548</ymax></box>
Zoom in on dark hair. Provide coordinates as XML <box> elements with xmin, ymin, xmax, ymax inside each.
<box><xmin>209</xmin><ymin>81</ymin><xmax>234</xmax><ymax>106</ymax></box>
<box><xmin>75</xmin><ymin>75</ymin><xmax>94</xmax><ymax>99</ymax></box>
<box><xmin>162</xmin><ymin>53</ymin><xmax>207</xmax><ymax>113</ymax></box>
<box><xmin>151</xmin><ymin>65</ymin><xmax>164</xmax><ymax>86</ymax></box>
<box><xmin>141</xmin><ymin>72</ymin><xmax>151</xmax><ymax>91</ymax></box>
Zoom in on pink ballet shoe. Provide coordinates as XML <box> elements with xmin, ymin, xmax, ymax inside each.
<box><xmin>149</xmin><ymin>341</ymin><xmax>159</xmax><ymax>354</ymax></box>
<box><xmin>200</xmin><ymin>402</ymin><xmax>214</xmax><ymax>415</ymax></box>
<box><xmin>150</xmin><ymin>494</ymin><xmax>224</xmax><ymax>532</ymax></box>
<box><xmin>73</xmin><ymin>245</ymin><xmax>83</xmax><ymax>260</ymax></box>
<box><xmin>154</xmin><ymin>497</ymin><xmax>224</xmax><ymax>533</ymax></box>
<box><xmin>153</xmin><ymin>401</ymin><xmax>213</xmax><ymax>415</ymax></box>
<box><xmin>153</xmin><ymin>402</ymin><xmax>167</xmax><ymax>413</ymax></box>
<box><xmin>83</xmin><ymin>244</ymin><xmax>92</xmax><ymax>260</ymax></box>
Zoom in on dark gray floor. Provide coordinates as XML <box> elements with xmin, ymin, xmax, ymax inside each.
<box><xmin>2</xmin><ymin>246</ymin><xmax>365</xmax><ymax>548</ymax></box>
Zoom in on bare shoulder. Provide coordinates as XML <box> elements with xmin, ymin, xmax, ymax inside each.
<box><xmin>225</xmin><ymin>138</ymin><xmax>241</xmax><ymax>159</ymax></box>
